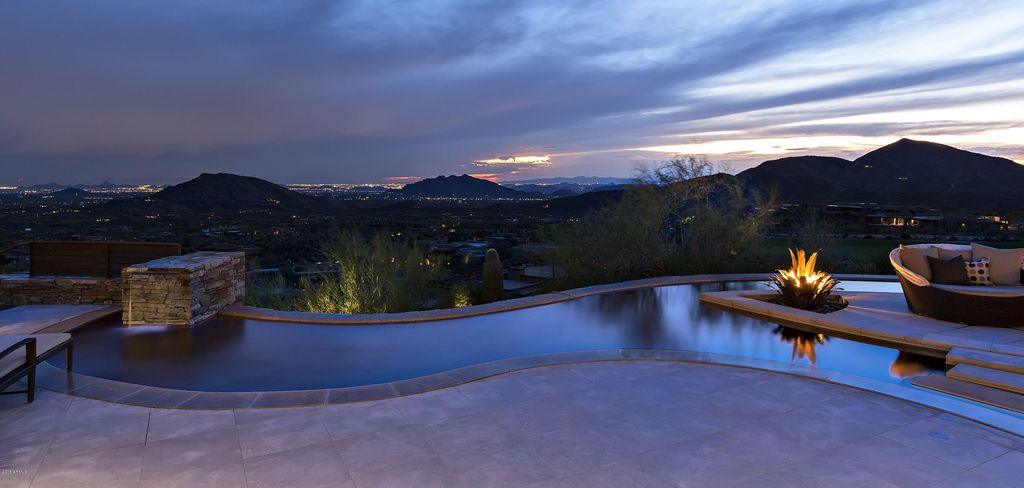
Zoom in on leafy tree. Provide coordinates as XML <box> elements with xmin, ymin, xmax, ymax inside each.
<box><xmin>546</xmin><ymin>157</ymin><xmax>776</xmax><ymax>287</ymax></box>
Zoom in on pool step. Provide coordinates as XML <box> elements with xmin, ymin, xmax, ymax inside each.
<box><xmin>947</xmin><ymin>364</ymin><xmax>1024</xmax><ymax>395</ymax></box>
<box><xmin>947</xmin><ymin>347</ymin><xmax>1024</xmax><ymax>375</ymax></box>
<box><xmin>913</xmin><ymin>375</ymin><xmax>1024</xmax><ymax>414</ymax></box>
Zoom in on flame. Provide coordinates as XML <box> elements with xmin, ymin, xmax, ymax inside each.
<box><xmin>789</xmin><ymin>334</ymin><xmax>826</xmax><ymax>366</ymax></box>
<box><xmin>776</xmin><ymin>249</ymin><xmax>832</xmax><ymax>294</ymax></box>
<box><xmin>774</xmin><ymin>326</ymin><xmax>827</xmax><ymax>367</ymax></box>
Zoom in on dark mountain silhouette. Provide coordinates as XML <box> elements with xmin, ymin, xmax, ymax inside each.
<box><xmin>46</xmin><ymin>187</ymin><xmax>90</xmax><ymax>201</ymax></box>
<box><xmin>739</xmin><ymin>139</ymin><xmax>1024</xmax><ymax>210</ymax></box>
<box><xmin>78</xmin><ymin>181</ymin><xmax>119</xmax><ymax>190</ymax></box>
<box><xmin>100</xmin><ymin>173</ymin><xmax>345</xmax><ymax>217</ymax></box>
<box><xmin>398</xmin><ymin>174</ymin><xmax>538</xmax><ymax>199</ymax></box>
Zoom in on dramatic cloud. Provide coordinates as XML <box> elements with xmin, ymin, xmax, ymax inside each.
<box><xmin>1</xmin><ymin>0</ymin><xmax>1022</xmax><ymax>184</ymax></box>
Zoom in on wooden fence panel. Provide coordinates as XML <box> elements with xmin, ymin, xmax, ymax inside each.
<box><xmin>29</xmin><ymin>241</ymin><xmax>180</xmax><ymax>278</ymax></box>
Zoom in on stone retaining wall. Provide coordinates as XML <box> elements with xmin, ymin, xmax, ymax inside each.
<box><xmin>122</xmin><ymin>251</ymin><xmax>245</xmax><ymax>326</ymax></box>
<box><xmin>0</xmin><ymin>274</ymin><xmax>121</xmax><ymax>309</ymax></box>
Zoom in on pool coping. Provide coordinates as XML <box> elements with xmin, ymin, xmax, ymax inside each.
<box><xmin>37</xmin><ymin>350</ymin><xmax>1024</xmax><ymax>437</ymax></box>
<box><xmin>219</xmin><ymin>273</ymin><xmax>898</xmax><ymax>324</ymax></box>
<box><xmin>42</xmin><ymin>272</ymin><xmax>1024</xmax><ymax>436</ymax></box>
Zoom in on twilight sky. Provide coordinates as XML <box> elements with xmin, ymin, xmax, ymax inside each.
<box><xmin>2</xmin><ymin>0</ymin><xmax>1023</xmax><ymax>185</ymax></box>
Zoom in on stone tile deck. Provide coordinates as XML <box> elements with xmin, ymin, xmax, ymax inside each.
<box><xmin>700</xmin><ymin>290</ymin><xmax>1024</xmax><ymax>356</ymax></box>
<box><xmin>1</xmin><ymin>361</ymin><xmax>1021</xmax><ymax>488</ymax></box>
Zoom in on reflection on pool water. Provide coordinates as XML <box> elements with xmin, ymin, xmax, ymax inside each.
<box><xmin>53</xmin><ymin>280</ymin><xmax>943</xmax><ymax>392</ymax></box>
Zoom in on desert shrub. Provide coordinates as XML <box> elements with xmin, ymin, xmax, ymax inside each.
<box><xmin>297</xmin><ymin>230</ymin><xmax>442</xmax><ymax>314</ymax></box>
<box><xmin>449</xmin><ymin>283</ymin><xmax>476</xmax><ymax>308</ymax></box>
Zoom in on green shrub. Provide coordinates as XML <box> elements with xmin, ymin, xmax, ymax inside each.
<box><xmin>450</xmin><ymin>282</ymin><xmax>476</xmax><ymax>308</ymax></box>
<box><xmin>297</xmin><ymin>230</ymin><xmax>442</xmax><ymax>314</ymax></box>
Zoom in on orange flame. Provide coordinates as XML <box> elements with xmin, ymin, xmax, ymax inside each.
<box><xmin>776</xmin><ymin>249</ymin><xmax>833</xmax><ymax>294</ymax></box>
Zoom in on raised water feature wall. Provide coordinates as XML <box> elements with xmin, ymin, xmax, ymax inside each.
<box><xmin>121</xmin><ymin>251</ymin><xmax>245</xmax><ymax>326</ymax></box>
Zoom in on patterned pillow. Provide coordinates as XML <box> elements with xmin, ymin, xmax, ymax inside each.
<box><xmin>964</xmin><ymin>257</ymin><xmax>993</xmax><ymax>286</ymax></box>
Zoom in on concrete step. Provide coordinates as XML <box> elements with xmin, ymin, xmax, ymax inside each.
<box><xmin>947</xmin><ymin>364</ymin><xmax>1024</xmax><ymax>395</ymax></box>
<box><xmin>914</xmin><ymin>375</ymin><xmax>1024</xmax><ymax>414</ymax></box>
<box><xmin>947</xmin><ymin>347</ymin><xmax>1024</xmax><ymax>375</ymax></box>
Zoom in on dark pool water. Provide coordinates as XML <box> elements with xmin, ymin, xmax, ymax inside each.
<box><xmin>53</xmin><ymin>280</ymin><xmax>943</xmax><ymax>391</ymax></box>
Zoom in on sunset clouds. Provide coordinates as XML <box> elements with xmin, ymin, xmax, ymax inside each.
<box><xmin>1</xmin><ymin>0</ymin><xmax>1022</xmax><ymax>183</ymax></box>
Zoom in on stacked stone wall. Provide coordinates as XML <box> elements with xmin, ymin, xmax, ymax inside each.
<box><xmin>122</xmin><ymin>252</ymin><xmax>245</xmax><ymax>326</ymax></box>
<box><xmin>0</xmin><ymin>275</ymin><xmax>121</xmax><ymax>309</ymax></box>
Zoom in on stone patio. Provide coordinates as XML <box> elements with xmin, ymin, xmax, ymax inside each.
<box><xmin>700</xmin><ymin>290</ymin><xmax>1024</xmax><ymax>356</ymax></box>
<box><xmin>2</xmin><ymin>361</ymin><xmax>1022</xmax><ymax>488</ymax></box>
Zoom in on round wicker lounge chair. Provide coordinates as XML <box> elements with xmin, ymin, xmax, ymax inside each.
<box><xmin>890</xmin><ymin>244</ymin><xmax>1024</xmax><ymax>328</ymax></box>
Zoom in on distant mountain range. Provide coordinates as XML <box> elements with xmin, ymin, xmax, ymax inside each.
<box><xmin>100</xmin><ymin>173</ymin><xmax>346</xmax><ymax>217</ymax></box>
<box><xmin>396</xmin><ymin>174</ymin><xmax>537</xmax><ymax>199</ymax></box>
<box><xmin>738</xmin><ymin>138</ymin><xmax>1024</xmax><ymax>211</ymax></box>
<box><xmin>46</xmin><ymin>187</ymin><xmax>91</xmax><ymax>201</ymax></box>
<box><xmin>51</xmin><ymin>139</ymin><xmax>1024</xmax><ymax>219</ymax></box>
<box><xmin>396</xmin><ymin>175</ymin><xmax>631</xmax><ymax>199</ymax></box>
<box><xmin>502</xmin><ymin>181</ymin><xmax>630</xmax><ymax>197</ymax></box>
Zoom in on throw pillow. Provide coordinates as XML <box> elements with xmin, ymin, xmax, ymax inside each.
<box><xmin>964</xmin><ymin>257</ymin><xmax>993</xmax><ymax>286</ymax></box>
<box><xmin>971</xmin><ymin>243</ymin><xmax>1024</xmax><ymax>285</ymax></box>
<box><xmin>928</xmin><ymin>255</ymin><xmax>970</xmax><ymax>285</ymax></box>
<box><xmin>899</xmin><ymin>245</ymin><xmax>937</xmax><ymax>281</ymax></box>
<box><xmin>937</xmin><ymin>247</ymin><xmax>972</xmax><ymax>261</ymax></box>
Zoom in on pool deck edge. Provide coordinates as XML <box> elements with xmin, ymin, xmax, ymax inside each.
<box><xmin>36</xmin><ymin>349</ymin><xmax>1024</xmax><ymax>438</ymax></box>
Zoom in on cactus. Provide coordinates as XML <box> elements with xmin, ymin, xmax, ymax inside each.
<box><xmin>480</xmin><ymin>248</ymin><xmax>504</xmax><ymax>303</ymax></box>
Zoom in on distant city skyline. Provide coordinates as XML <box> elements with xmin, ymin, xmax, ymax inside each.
<box><xmin>2</xmin><ymin>0</ymin><xmax>1023</xmax><ymax>185</ymax></box>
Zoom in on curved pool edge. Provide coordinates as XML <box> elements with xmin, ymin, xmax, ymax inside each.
<box><xmin>38</xmin><ymin>348</ymin><xmax>1024</xmax><ymax>438</ymax></box>
<box><xmin>220</xmin><ymin>273</ymin><xmax>898</xmax><ymax>324</ymax></box>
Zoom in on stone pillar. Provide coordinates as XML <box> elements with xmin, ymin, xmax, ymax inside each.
<box><xmin>121</xmin><ymin>252</ymin><xmax>245</xmax><ymax>326</ymax></box>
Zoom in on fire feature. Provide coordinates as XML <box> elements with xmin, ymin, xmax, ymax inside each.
<box><xmin>771</xmin><ymin>249</ymin><xmax>844</xmax><ymax>312</ymax></box>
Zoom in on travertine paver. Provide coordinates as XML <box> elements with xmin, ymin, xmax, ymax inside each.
<box><xmin>1</xmin><ymin>361</ymin><xmax>1022</xmax><ymax>488</ymax></box>
<box><xmin>701</xmin><ymin>290</ymin><xmax>1024</xmax><ymax>354</ymax></box>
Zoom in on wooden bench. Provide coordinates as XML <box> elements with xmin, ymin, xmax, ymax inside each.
<box><xmin>0</xmin><ymin>333</ymin><xmax>73</xmax><ymax>403</ymax></box>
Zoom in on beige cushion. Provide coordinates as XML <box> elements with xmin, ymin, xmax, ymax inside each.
<box><xmin>0</xmin><ymin>333</ymin><xmax>71</xmax><ymax>378</ymax></box>
<box><xmin>937</xmin><ymin>246</ymin><xmax>971</xmax><ymax>261</ymax></box>
<box><xmin>900</xmin><ymin>245</ymin><xmax>937</xmax><ymax>281</ymax></box>
<box><xmin>971</xmin><ymin>243</ymin><xmax>1024</xmax><ymax>285</ymax></box>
